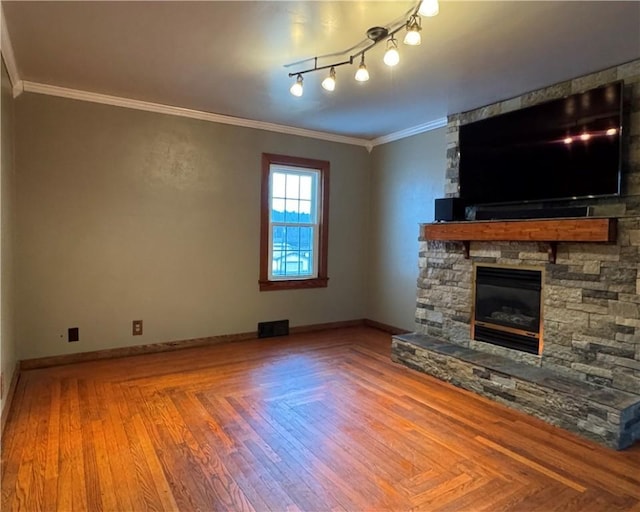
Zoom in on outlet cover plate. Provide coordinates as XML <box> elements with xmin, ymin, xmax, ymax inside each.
<box><xmin>68</xmin><ymin>327</ymin><xmax>79</xmax><ymax>342</ymax></box>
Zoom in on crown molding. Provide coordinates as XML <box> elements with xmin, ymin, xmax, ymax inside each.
<box><xmin>20</xmin><ymin>80</ymin><xmax>447</xmax><ymax>153</ymax></box>
<box><xmin>19</xmin><ymin>80</ymin><xmax>443</xmax><ymax>150</ymax></box>
<box><xmin>21</xmin><ymin>81</ymin><xmax>377</xmax><ymax>149</ymax></box>
<box><xmin>370</xmin><ymin>117</ymin><xmax>448</xmax><ymax>147</ymax></box>
<box><xmin>0</xmin><ymin>4</ymin><xmax>23</xmax><ymax>97</ymax></box>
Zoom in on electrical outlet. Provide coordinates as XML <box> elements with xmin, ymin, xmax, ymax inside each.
<box><xmin>68</xmin><ymin>327</ymin><xmax>79</xmax><ymax>342</ymax></box>
<box><xmin>132</xmin><ymin>320</ymin><xmax>143</xmax><ymax>336</ymax></box>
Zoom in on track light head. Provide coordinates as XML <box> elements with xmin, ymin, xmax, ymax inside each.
<box><xmin>404</xmin><ymin>14</ymin><xmax>422</xmax><ymax>46</ymax></box>
<box><xmin>290</xmin><ymin>74</ymin><xmax>304</xmax><ymax>97</ymax></box>
<box><xmin>383</xmin><ymin>36</ymin><xmax>400</xmax><ymax>67</ymax></box>
<box><xmin>321</xmin><ymin>67</ymin><xmax>337</xmax><ymax>91</ymax></box>
<box><xmin>354</xmin><ymin>54</ymin><xmax>369</xmax><ymax>82</ymax></box>
<box><xmin>418</xmin><ymin>0</ymin><xmax>439</xmax><ymax>17</ymax></box>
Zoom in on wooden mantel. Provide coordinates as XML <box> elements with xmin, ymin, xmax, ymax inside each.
<box><xmin>420</xmin><ymin>217</ymin><xmax>617</xmax><ymax>263</ymax></box>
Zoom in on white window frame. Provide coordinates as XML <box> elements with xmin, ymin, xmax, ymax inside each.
<box><xmin>268</xmin><ymin>166</ymin><xmax>320</xmax><ymax>281</ymax></box>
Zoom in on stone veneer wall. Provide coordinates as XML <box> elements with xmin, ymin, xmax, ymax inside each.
<box><xmin>417</xmin><ymin>59</ymin><xmax>640</xmax><ymax>395</ymax></box>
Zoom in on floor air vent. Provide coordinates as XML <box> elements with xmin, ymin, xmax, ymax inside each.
<box><xmin>258</xmin><ymin>320</ymin><xmax>290</xmax><ymax>338</ymax></box>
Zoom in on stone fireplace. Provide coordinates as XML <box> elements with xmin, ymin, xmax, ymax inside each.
<box><xmin>392</xmin><ymin>59</ymin><xmax>640</xmax><ymax>450</ymax></box>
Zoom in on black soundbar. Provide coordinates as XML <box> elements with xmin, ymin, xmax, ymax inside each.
<box><xmin>475</xmin><ymin>205</ymin><xmax>591</xmax><ymax>221</ymax></box>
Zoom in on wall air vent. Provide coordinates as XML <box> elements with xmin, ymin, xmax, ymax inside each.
<box><xmin>258</xmin><ymin>320</ymin><xmax>290</xmax><ymax>338</ymax></box>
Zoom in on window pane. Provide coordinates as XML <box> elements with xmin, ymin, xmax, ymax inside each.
<box><xmin>272</xmin><ymin>227</ymin><xmax>287</xmax><ymax>276</ymax></box>
<box><xmin>285</xmin><ymin>256</ymin><xmax>301</xmax><ymax>275</ymax></box>
<box><xmin>299</xmin><ymin>226</ymin><xmax>313</xmax><ymax>251</ymax></box>
<box><xmin>284</xmin><ymin>199</ymin><xmax>298</xmax><ymax>223</ymax></box>
<box><xmin>284</xmin><ymin>226</ymin><xmax>300</xmax><ymax>248</ymax></box>
<box><xmin>300</xmin><ymin>175</ymin><xmax>312</xmax><ymax>200</ymax></box>
<box><xmin>299</xmin><ymin>200</ymin><xmax>312</xmax><ymax>217</ymax></box>
<box><xmin>285</xmin><ymin>174</ymin><xmax>300</xmax><ymax>199</ymax></box>
<box><xmin>275</xmin><ymin>226</ymin><xmax>287</xmax><ymax>243</ymax></box>
<box><xmin>272</xmin><ymin>198</ymin><xmax>285</xmax><ymax>222</ymax></box>
<box><xmin>273</xmin><ymin>173</ymin><xmax>286</xmax><ymax>198</ymax></box>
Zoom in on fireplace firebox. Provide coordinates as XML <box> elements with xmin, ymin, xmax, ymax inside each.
<box><xmin>472</xmin><ymin>265</ymin><xmax>542</xmax><ymax>355</ymax></box>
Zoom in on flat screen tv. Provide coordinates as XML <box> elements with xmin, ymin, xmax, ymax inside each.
<box><xmin>458</xmin><ymin>81</ymin><xmax>623</xmax><ymax>206</ymax></box>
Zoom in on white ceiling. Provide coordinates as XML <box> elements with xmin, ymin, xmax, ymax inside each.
<box><xmin>2</xmin><ymin>1</ymin><xmax>640</xmax><ymax>141</ymax></box>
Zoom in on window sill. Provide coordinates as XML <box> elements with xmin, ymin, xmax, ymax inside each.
<box><xmin>259</xmin><ymin>277</ymin><xmax>329</xmax><ymax>291</ymax></box>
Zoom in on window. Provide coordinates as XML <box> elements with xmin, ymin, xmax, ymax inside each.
<box><xmin>260</xmin><ymin>154</ymin><xmax>329</xmax><ymax>291</ymax></box>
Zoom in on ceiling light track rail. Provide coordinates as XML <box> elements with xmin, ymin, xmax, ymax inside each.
<box><xmin>287</xmin><ymin>23</ymin><xmax>407</xmax><ymax>79</ymax></box>
<box><xmin>287</xmin><ymin>0</ymin><xmax>439</xmax><ymax>96</ymax></box>
<box><xmin>288</xmin><ymin>56</ymin><xmax>354</xmax><ymax>78</ymax></box>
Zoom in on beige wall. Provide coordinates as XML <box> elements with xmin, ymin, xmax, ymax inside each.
<box><xmin>15</xmin><ymin>93</ymin><xmax>370</xmax><ymax>360</ymax></box>
<box><xmin>1</xmin><ymin>58</ymin><xmax>17</xmax><ymax>413</ymax></box>
<box><xmin>368</xmin><ymin>130</ymin><xmax>447</xmax><ymax>331</ymax></box>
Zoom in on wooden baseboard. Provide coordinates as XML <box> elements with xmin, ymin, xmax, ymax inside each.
<box><xmin>289</xmin><ymin>319</ymin><xmax>365</xmax><ymax>334</ymax></box>
<box><xmin>363</xmin><ymin>318</ymin><xmax>410</xmax><ymax>335</ymax></box>
<box><xmin>20</xmin><ymin>331</ymin><xmax>257</xmax><ymax>370</ymax></box>
<box><xmin>19</xmin><ymin>319</ymin><xmax>378</xmax><ymax>371</ymax></box>
<box><xmin>1</xmin><ymin>361</ymin><xmax>21</xmax><ymax>436</ymax></box>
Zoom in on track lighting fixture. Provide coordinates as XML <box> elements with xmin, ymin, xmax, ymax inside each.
<box><xmin>404</xmin><ymin>14</ymin><xmax>422</xmax><ymax>46</ymax></box>
<box><xmin>418</xmin><ymin>0</ymin><xmax>439</xmax><ymax>17</ymax></box>
<box><xmin>383</xmin><ymin>36</ymin><xmax>400</xmax><ymax>67</ymax></box>
<box><xmin>355</xmin><ymin>55</ymin><xmax>370</xmax><ymax>82</ymax></box>
<box><xmin>290</xmin><ymin>74</ymin><xmax>303</xmax><ymax>97</ymax></box>
<box><xmin>321</xmin><ymin>67</ymin><xmax>336</xmax><ymax>91</ymax></box>
<box><xmin>285</xmin><ymin>0</ymin><xmax>438</xmax><ymax>96</ymax></box>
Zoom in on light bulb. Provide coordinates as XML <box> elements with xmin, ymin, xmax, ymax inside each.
<box><xmin>383</xmin><ymin>37</ymin><xmax>400</xmax><ymax>67</ymax></box>
<box><xmin>355</xmin><ymin>65</ymin><xmax>369</xmax><ymax>82</ymax></box>
<box><xmin>355</xmin><ymin>55</ymin><xmax>369</xmax><ymax>82</ymax></box>
<box><xmin>404</xmin><ymin>29</ymin><xmax>421</xmax><ymax>46</ymax></box>
<box><xmin>384</xmin><ymin>47</ymin><xmax>400</xmax><ymax>66</ymax></box>
<box><xmin>418</xmin><ymin>0</ymin><xmax>439</xmax><ymax>17</ymax></box>
<box><xmin>404</xmin><ymin>15</ymin><xmax>422</xmax><ymax>46</ymax></box>
<box><xmin>322</xmin><ymin>67</ymin><xmax>336</xmax><ymax>91</ymax></box>
<box><xmin>290</xmin><ymin>75</ymin><xmax>303</xmax><ymax>97</ymax></box>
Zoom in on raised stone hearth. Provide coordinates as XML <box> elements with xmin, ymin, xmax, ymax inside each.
<box><xmin>393</xmin><ymin>60</ymin><xmax>640</xmax><ymax>450</ymax></box>
<box><xmin>392</xmin><ymin>333</ymin><xmax>640</xmax><ymax>449</ymax></box>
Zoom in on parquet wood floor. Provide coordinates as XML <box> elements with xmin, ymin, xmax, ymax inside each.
<box><xmin>2</xmin><ymin>326</ymin><xmax>639</xmax><ymax>511</ymax></box>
